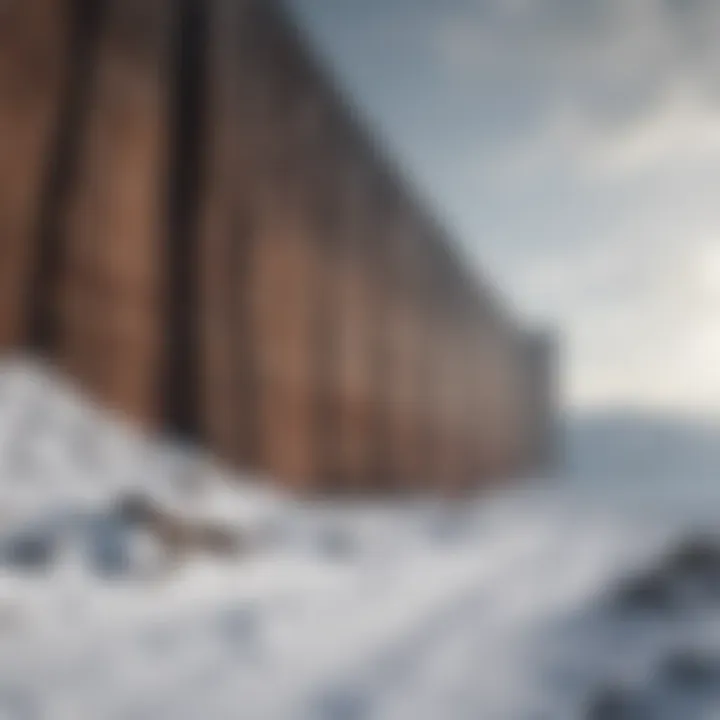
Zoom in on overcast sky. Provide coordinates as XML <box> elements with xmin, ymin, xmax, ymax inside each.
<box><xmin>290</xmin><ymin>0</ymin><xmax>720</xmax><ymax>415</ymax></box>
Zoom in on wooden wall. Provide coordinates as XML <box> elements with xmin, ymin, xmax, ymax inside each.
<box><xmin>0</xmin><ymin>0</ymin><xmax>71</xmax><ymax>349</ymax></box>
<box><xmin>0</xmin><ymin>0</ymin><xmax>554</xmax><ymax>494</ymax></box>
<box><xmin>57</xmin><ymin>0</ymin><xmax>171</xmax><ymax>428</ymax></box>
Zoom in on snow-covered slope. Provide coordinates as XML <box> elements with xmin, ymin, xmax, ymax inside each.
<box><xmin>0</xmin><ymin>359</ymin><xmax>720</xmax><ymax>719</ymax></box>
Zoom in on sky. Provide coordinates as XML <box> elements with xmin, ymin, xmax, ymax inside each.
<box><xmin>289</xmin><ymin>0</ymin><xmax>720</xmax><ymax>415</ymax></box>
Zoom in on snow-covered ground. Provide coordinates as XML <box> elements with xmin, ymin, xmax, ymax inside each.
<box><xmin>0</xmin><ymin>359</ymin><xmax>720</xmax><ymax>719</ymax></box>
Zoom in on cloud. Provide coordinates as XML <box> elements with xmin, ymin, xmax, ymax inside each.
<box><xmin>423</xmin><ymin>0</ymin><xmax>720</xmax><ymax>411</ymax></box>
<box><xmin>294</xmin><ymin>0</ymin><xmax>720</xmax><ymax>412</ymax></box>
<box><xmin>479</xmin><ymin>85</ymin><xmax>720</xmax><ymax>185</ymax></box>
<box><xmin>506</xmin><ymin>227</ymin><xmax>720</xmax><ymax>412</ymax></box>
<box><xmin>434</xmin><ymin>0</ymin><xmax>720</xmax><ymax>139</ymax></box>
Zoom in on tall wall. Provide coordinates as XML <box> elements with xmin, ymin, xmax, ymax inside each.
<box><xmin>0</xmin><ymin>0</ymin><xmax>554</xmax><ymax>493</ymax></box>
<box><xmin>0</xmin><ymin>0</ymin><xmax>172</xmax><ymax>428</ymax></box>
<box><xmin>0</xmin><ymin>0</ymin><xmax>70</xmax><ymax>350</ymax></box>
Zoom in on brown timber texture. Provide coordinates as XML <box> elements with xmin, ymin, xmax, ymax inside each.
<box><xmin>0</xmin><ymin>0</ymin><xmax>70</xmax><ymax>349</ymax></box>
<box><xmin>0</xmin><ymin>0</ymin><xmax>555</xmax><ymax>493</ymax></box>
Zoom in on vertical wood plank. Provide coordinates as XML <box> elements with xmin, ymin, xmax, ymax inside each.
<box><xmin>335</xmin><ymin>165</ymin><xmax>375</xmax><ymax>492</ymax></box>
<box><xmin>0</xmin><ymin>0</ymin><xmax>71</xmax><ymax>350</ymax></box>
<box><xmin>198</xmin><ymin>0</ymin><xmax>264</xmax><ymax>468</ymax></box>
<box><xmin>52</xmin><ymin>0</ymin><xmax>172</xmax><ymax>428</ymax></box>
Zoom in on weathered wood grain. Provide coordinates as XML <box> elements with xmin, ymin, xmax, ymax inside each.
<box><xmin>0</xmin><ymin>0</ymin><xmax>554</xmax><ymax>493</ymax></box>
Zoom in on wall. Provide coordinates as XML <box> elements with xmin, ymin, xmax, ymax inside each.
<box><xmin>0</xmin><ymin>0</ymin><xmax>554</xmax><ymax>493</ymax></box>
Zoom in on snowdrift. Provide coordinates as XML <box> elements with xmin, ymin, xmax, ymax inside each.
<box><xmin>0</xmin><ymin>360</ymin><xmax>719</xmax><ymax>719</ymax></box>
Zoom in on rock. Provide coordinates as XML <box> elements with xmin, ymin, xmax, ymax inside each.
<box><xmin>115</xmin><ymin>493</ymin><xmax>157</xmax><ymax>527</ymax></box>
<box><xmin>668</xmin><ymin>536</ymin><xmax>720</xmax><ymax>570</ymax></box>
<box><xmin>2</xmin><ymin>529</ymin><xmax>56</xmax><ymax>572</ymax></box>
<box><xmin>585</xmin><ymin>685</ymin><xmax>649</xmax><ymax>720</ymax></box>
<box><xmin>611</xmin><ymin>534</ymin><xmax>720</xmax><ymax>613</ymax></box>
<box><xmin>193</xmin><ymin>523</ymin><xmax>245</xmax><ymax>558</ymax></box>
<box><xmin>86</xmin><ymin>516</ymin><xmax>133</xmax><ymax>578</ymax></box>
<box><xmin>613</xmin><ymin>568</ymin><xmax>677</xmax><ymax>613</ymax></box>
<box><xmin>665</xmin><ymin>536</ymin><xmax>720</xmax><ymax>592</ymax></box>
<box><xmin>659</xmin><ymin>649</ymin><xmax>720</xmax><ymax>689</ymax></box>
<box><xmin>113</xmin><ymin>492</ymin><xmax>247</xmax><ymax>565</ymax></box>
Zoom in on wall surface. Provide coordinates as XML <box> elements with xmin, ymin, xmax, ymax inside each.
<box><xmin>0</xmin><ymin>0</ymin><xmax>555</xmax><ymax>493</ymax></box>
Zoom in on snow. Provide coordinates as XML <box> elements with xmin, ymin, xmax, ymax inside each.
<box><xmin>0</xmin><ymin>359</ymin><xmax>719</xmax><ymax>718</ymax></box>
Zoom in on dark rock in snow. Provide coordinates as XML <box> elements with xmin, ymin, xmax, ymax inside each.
<box><xmin>115</xmin><ymin>493</ymin><xmax>158</xmax><ymax>527</ymax></box>
<box><xmin>611</xmin><ymin>534</ymin><xmax>720</xmax><ymax>614</ymax></box>
<box><xmin>613</xmin><ymin>535</ymin><xmax>720</xmax><ymax>615</ymax></box>
<box><xmin>112</xmin><ymin>491</ymin><xmax>247</xmax><ymax>568</ymax></box>
<box><xmin>585</xmin><ymin>685</ymin><xmax>650</xmax><ymax>720</ymax></box>
<box><xmin>613</xmin><ymin>569</ymin><xmax>678</xmax><ymax>614</ymax></box>
<box><xmin>659</xmin><ymin>649</ymin><xmax>720</xmax><ymax>689</ymax></box>
<box><xmin>86</xmin><ymin>515</ymin><xmax>133</xmax><ymax>578</ymax></box>
<box><xmin>2</xmin><ymin>529</ymin><xmax>57</xmax><ymax>572</ymax></box>
<box><xmin>665</xmin><ymin>536</ymin><xmax>720</xmax><ymax>590</ymax></box>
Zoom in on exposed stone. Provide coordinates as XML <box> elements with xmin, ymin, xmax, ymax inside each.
<box><xmin>114</xmin><ymin>491</ymin><xmax>247</xmax><ymax>563</ymax></box>
<box><xmin>665</xmin><ymin>535</ymin><xmax>720</xmax><ymax>587</ymax></box>
<box><xmin>613</xmin><ymin>568</ymin><xmax>678</xmax><ymax>614</ymax></box>
<box><xmin>585</xmin><ymin>685</ymin><xmax>649</xmax><ymax>720</ymax></box>
<box><xmin>660</xmin><ymin>649</ymin><xmax>720</xmax><ymax>689</ymax></box>
<box><xmin>2</xmin><ymin>529</ymin><xmax>56</xmax><ymax>571</ymax></box>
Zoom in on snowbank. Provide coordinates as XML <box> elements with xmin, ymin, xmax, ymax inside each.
<box><xmin>0</xmin><ymin>359</ymin><xmax>719</xmax><ymax>718</ymax></box>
